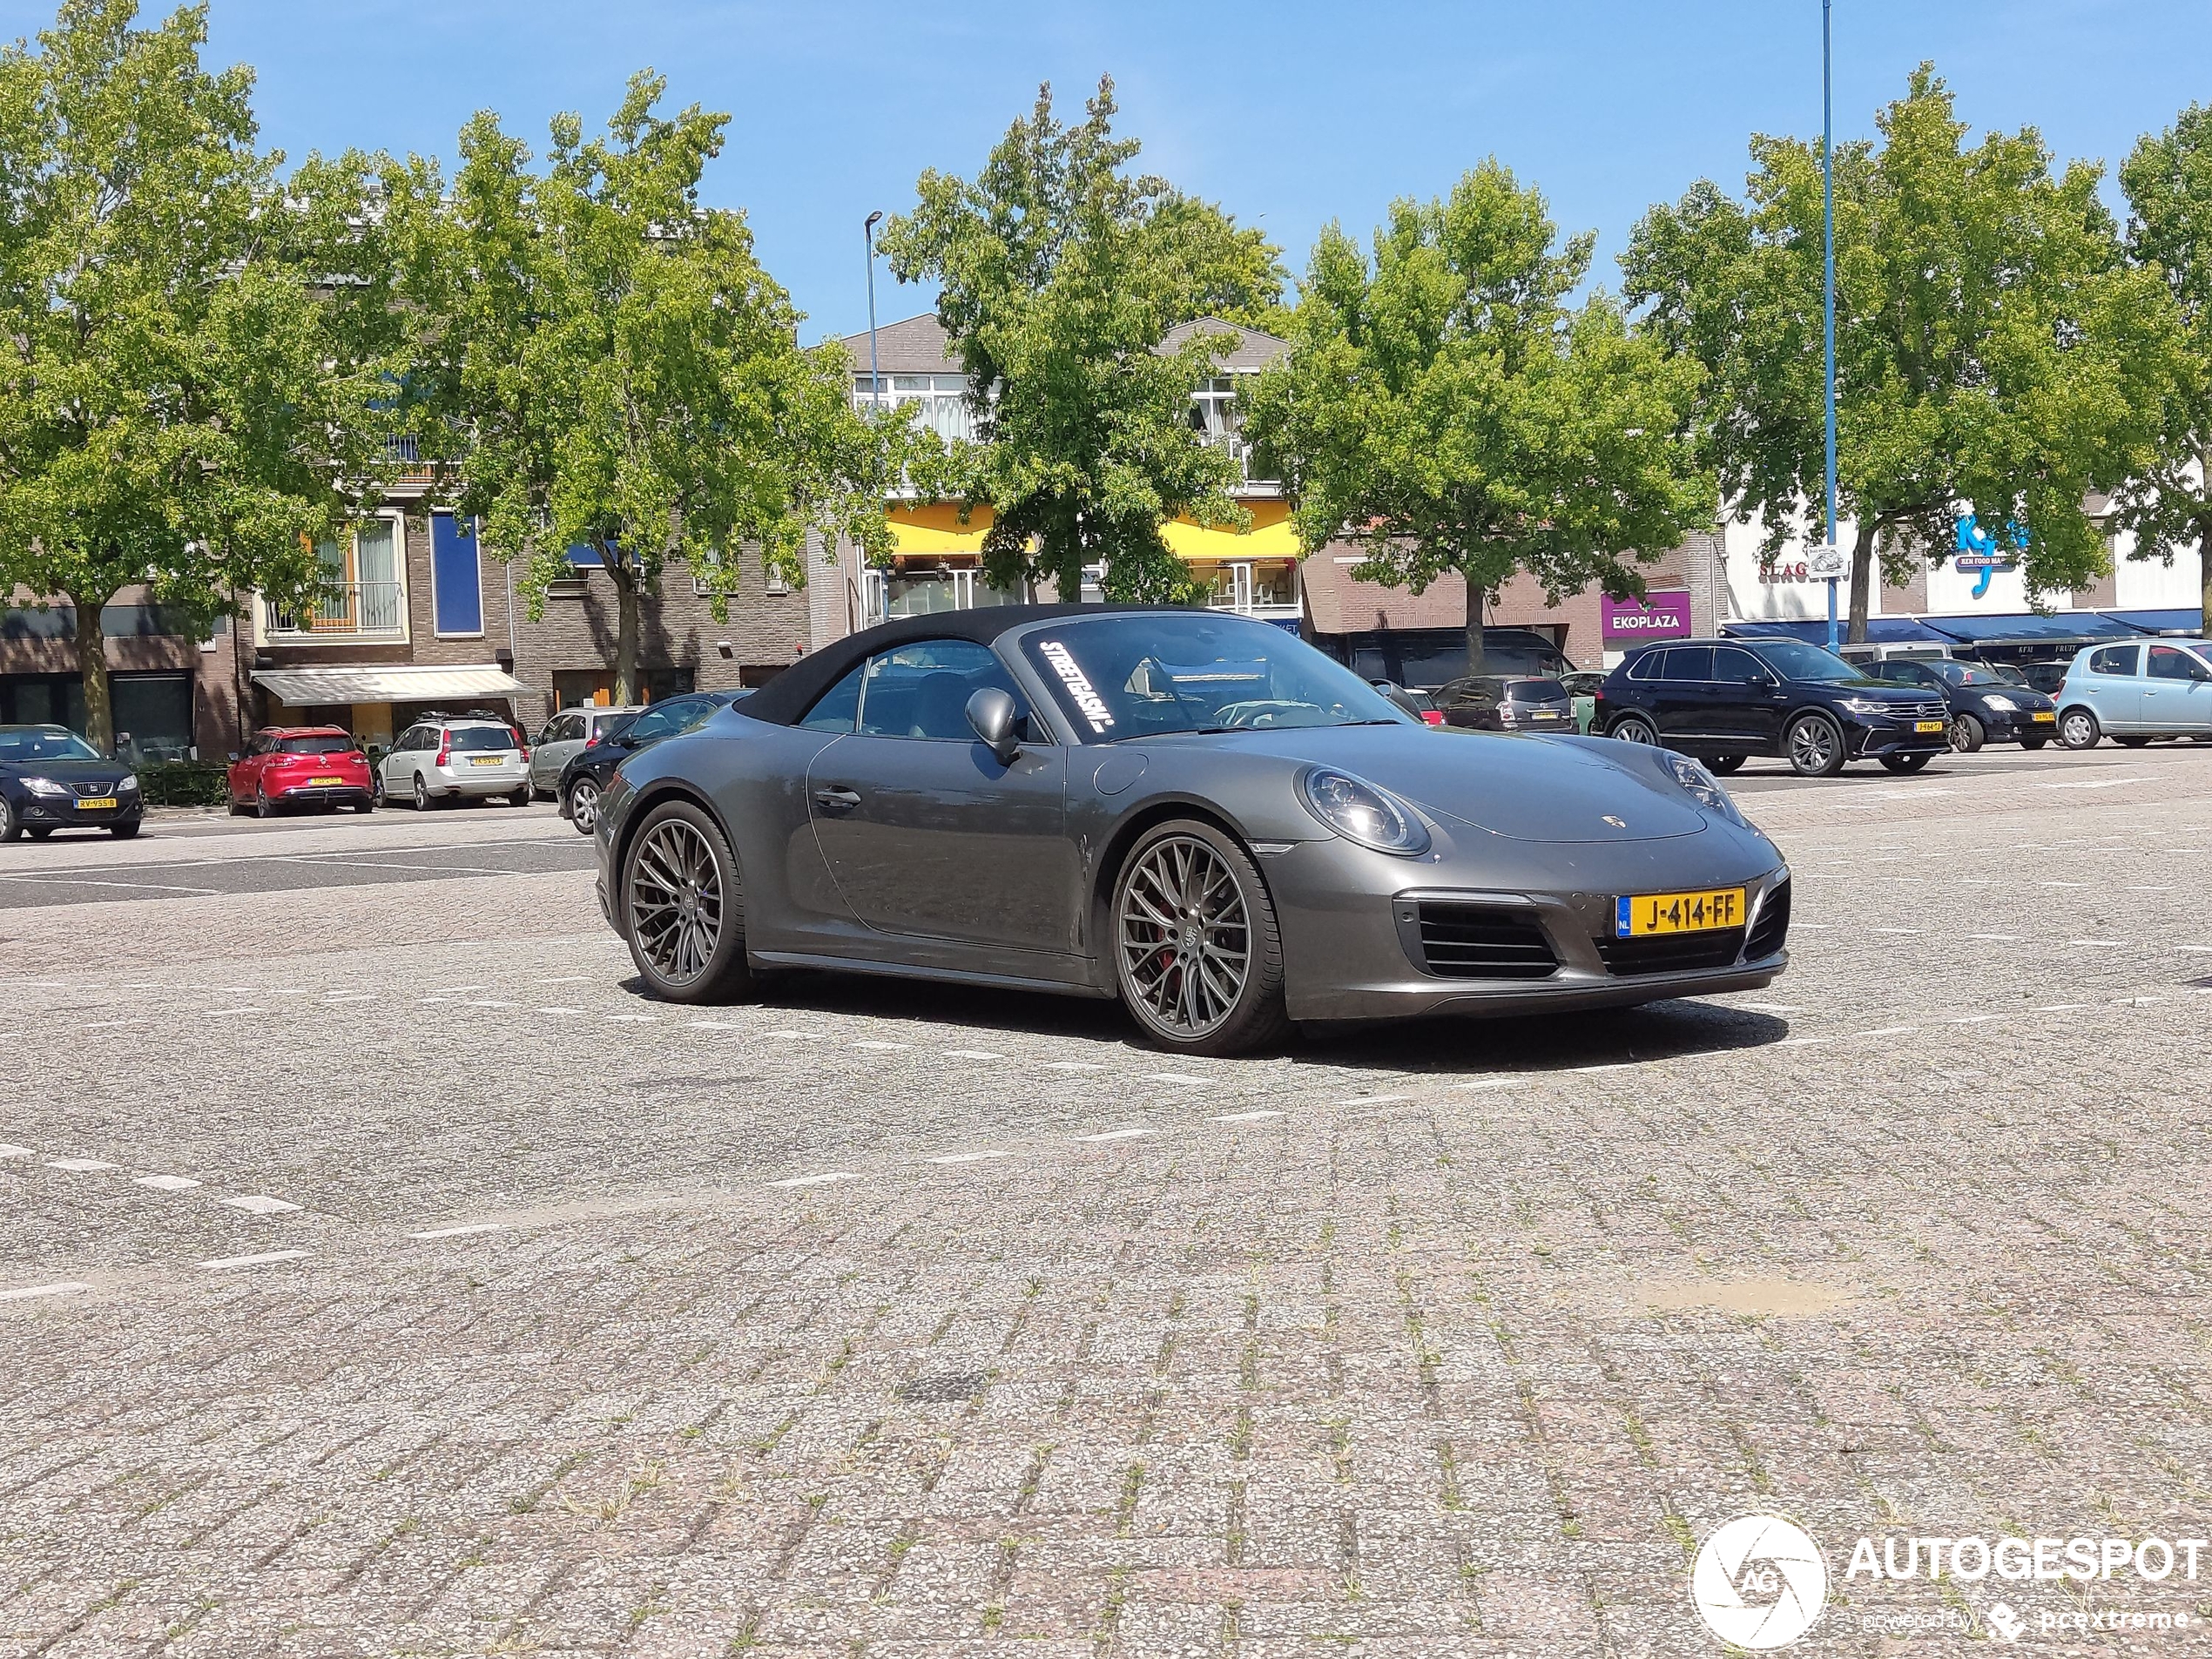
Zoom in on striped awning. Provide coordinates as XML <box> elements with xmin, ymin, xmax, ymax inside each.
<box><xmin>251</xmin><ymin>664</ymin><xmax>534</xmax><ymax>706</ymax></box>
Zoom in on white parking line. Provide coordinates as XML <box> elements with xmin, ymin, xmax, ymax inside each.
<box><xmin>604</xmin><ymin>1013</ymin><xmax>655</xmax><ymax>1023</ymax></box>
<box><xmin>542</xmin><ymin>976</ymin><xmax>591</xmax><ymax>985</ymax></box>
<box><xmin>942</xmin><ymin>1049</ymin><xmax>1005</xmax><ymax>1060</ymax></box>
<box><xmin>219</xmin><ymin>1196</ymin><xmax>301</xmax><ymax>1216</ymax></box>
<box><xmin>767</xmin><ymin>1171</ymin><xmax>860</xmax><ymax>1189</ymax></box>
<box><xmin>0</xmin><ymin>1281</ymin><xmax>91</xmax><ymax>1302</ymax></box>
<box><xmin>2033</xmin><ymin>1003</ymin><xmax>2091</xmax><ymax>1013</ymax></box>
<box><xmin>1967</xmin><ymin>934</ymin><xmax>2022</xmax><ymax>943</ymax></box>
<box><xmin>133</xmin><ymin>1175</ymin><xmax>200</xmax><ymax>1191</ymax></box>
<box><xmin>1046</xmin><ymin>1062</ymin><xmax>1106</xmax><ymax>1072</ymax></box>
<box><xmin>1339</xmin><ymin>1093</ymin><xmax>1412</xmax><ymax>1106</ymax></box>
<box><xmin>467</xmin><ymin>998</ymin><xmax>521</xmax><ymax>1008</ymax></box>
<box><xmin>852</xmin><ymin>1040</ymin><xmax>909</xmax><ymax>1050</ymax></box>
<box><xmin>408</xmin><ymin>1224</ymin><xmax>506</xmax><ymax>1239</ymax></box>
<box><xmin>1773</xmin><ymin>1037</ymin><xmax>1829</xmax><ymax>1048</ymax></box>
<box><xmin>686</xmin><ymin>1020</ymin><xmax>745</xmax><ymax>1030</ymax></box>
<box><xmin>1075</xmin><ymin>1128</ymin><xmax>1151</xmax><ymax>1143</ymax></box>
<box><xmin>925</xmin><ymin>1151</ymin><xmax>1011</xmax><ymax>1164</ymax></box>
<box><xmin>200</xmin><ymin>1250</ymin><xmax>310</xmax><ymax>1271</ymax></box>
<box><xmin>427</xmin><ymin>985</ymin><xmax>486</xmax><ymax>995</ymax></box>
<box><xmin>1457</xmin><ymin>1079</ymin><xmax>1519</xmax><ymax>1091</ymax></box>
<box><xmin>536</xmin><ymin>1005</ymin><xmax>585</xmax><ymax>1015</ymax></box>
<box><xmin>1211</xmin><ymin>1110</ymin><xmax>1284</xmax><ymax>1123</ymax></box>
<box><xmin>45</xmin><ymin>1158</ymin><xmax>116</xmax><ymax>1172</ymax></box>
<box><xmin>2039</xmin><ymin>881</ymin><xmax>2087</xmax><ymax>889</ymax></box>
<box><xmin>766</xmin><ymin>1029</ymin><xmax>824</xmax><ymax>1040</ymax></box>
<box><xmin>0</xmin><ymin>1144</ymin><xmax>32</xmax><ymax>1159</ymax></box>
<box><xmin>1940</xmin><ymin>1015</ymin><xmax>1997</xmax><ymax>1025</ymax></box>
<box><xmin>2067</xmin><ymin>940</ymin><xmax>2123</xmax><ymax>948</ymax></box>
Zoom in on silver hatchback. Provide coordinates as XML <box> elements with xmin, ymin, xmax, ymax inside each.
<box><xmin>528</xmin><ymin>705</ymin><xmax>640</xmax><ymax>799</ymax></box>
<box><xmin>379</xmin><ymin>717</ymin><xmax>531</xmax><ymax>809</ymax></box>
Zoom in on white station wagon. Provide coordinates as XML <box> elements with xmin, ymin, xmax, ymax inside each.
<box><xmin>2058</xmin><ymin>639</ymin><xmax>2212</xmax><ymax>748</ymax></box>
<box><xmin>378</xmin><ymin>715</ymin><xmax>531</xmax><ymax>809</ymax></box>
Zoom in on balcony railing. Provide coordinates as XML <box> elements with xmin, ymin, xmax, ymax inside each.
<box><xmin>265</xmin><ymin>581</ymin><xmax>406</xmax><ymax>640</ymax></box>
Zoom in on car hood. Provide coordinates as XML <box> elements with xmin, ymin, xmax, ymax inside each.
<box><xmin>1162</xmin><ymin>724</ymin><xmax>1710</xmax><ymax>843</ymax></box>
<box><xmin>4</xmin><ymin>757</ymin><xmax>131</xmax><ymax>785</ymax></box>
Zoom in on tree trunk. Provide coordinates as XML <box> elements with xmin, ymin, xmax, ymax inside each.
<box><xmin>611</xmin><ymin>552</ymin><xmax>641</xmax><ymax>705</ymax></box>
<box><xmin>1463</xmin><ymin>577</ymin><xmax>1487</xmax><ymax>678</ymax></box>
<box><xmin>1844</xmin><ymin>517</ymin><xmax>1878</xmax><ymax>645</ymax></box>
<box><xmin>2201</xmin><ymin>516</ymin><xmax>2212</xmax><ymax>638</ymax></box>
<box><xmin>69</xmin><ymin>590</ymin><xmax>118</xmax><ymax>755</ymax></box>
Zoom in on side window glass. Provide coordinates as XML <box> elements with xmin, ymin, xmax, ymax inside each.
<box><xmin>676</xmin><ymin>698</ymin><xmax>720</xmax><ymax>734</ymax></box>
<box><xmin>857</xmin><ymin>640</ymin><xmax>1020</xmax><ymax>740</ymax></box>
<box><xmin>623</xmin><ymin>702</ymin><xmax>691</xmax><ymax>745</ymax></box>
<box><xmin>1629</xmin><ymin>649</ymin><xmax>1668</xmax><ymax>681</ymax></box>
<box><xmin>2148</xmin><ymin>646</ymin><xmax>2206</xmax><ymax>682</ymax></box>
<box><xmin>799</xmin><ymin>665</ymin><xmax>865</xmax><ymax>732</ymax></box>
<box><xmin>1710</xmin><ymin>647</ymin><xmax>1760</xmax><ymax>682</ymax></box>
<box><xmin>2090</xmin><ymin>645</ymin><xmax>2139</xmax><ymax>677</ymax></box>
<box><xmin>1660</xmin><ymin>646</ymin><xmax>1712</xmax><ymax>681</ymax></box>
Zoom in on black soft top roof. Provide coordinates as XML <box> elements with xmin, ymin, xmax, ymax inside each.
<box><xmin>738</xmin><ymin>604</ymin><xmax>1175</xmax><ymax>726</ymax></box>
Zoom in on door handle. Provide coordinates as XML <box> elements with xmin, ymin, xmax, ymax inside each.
<box><xmin>813</xmin><ymin>786</ymin><xmax>861</xmax><ymax>814</ymax></box>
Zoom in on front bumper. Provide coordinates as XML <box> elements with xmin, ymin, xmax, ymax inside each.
<box><xmin>16</xmin><ymin>794</ymin><xmax>142</xmax><ymax>828</ymax></box>
<box><xmin>1264</xmin><ymin>830</ymin><xmax>1790</xmax><ymax>1022</ymax></box>
<box><xmin>1846</xmin><ymin>719</ymin><xmax>1951</xmax><ymax>759</ymax></box>
<box><xmin>1981</xmin><ymin>710</ymin><xmax>2059</xmax><ymax>743</ymax></box>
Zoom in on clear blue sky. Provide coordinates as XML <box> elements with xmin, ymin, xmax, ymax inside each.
<box><xmin>10</xmin><ymin>0</ymin><xmax>2208</xmax><ymax>341</ymax></box>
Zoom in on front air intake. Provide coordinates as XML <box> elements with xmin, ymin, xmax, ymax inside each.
<box><xmin>1414</xmin><ymin>903</ymin><xmax>1561</xmax><ymax>980</ymax></box>
<box><xmin>1745</xmin><ymin>884</ymin><xmax>1791</xmax><ymax>960</ymax></box>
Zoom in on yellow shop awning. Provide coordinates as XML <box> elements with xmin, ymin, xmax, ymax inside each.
<box><xmin>880</xmin><ymin>502</ymin><xmax>1297</xmax><ymax>562</ymax></box>
<box><xmin>1162</xmin><ymin>516</ymin><xmax>1299</xmax><ymax>562</ymax></box>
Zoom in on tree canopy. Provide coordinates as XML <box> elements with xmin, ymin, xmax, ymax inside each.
<box><xmin>877</xmin><ymin>78</ymin><xmax>1286</xmax><ymax>604</ymax></box>
<box><xmin>2116</xmin><ymin>103</ymin><xmax>2212</xmax><ymax>632</ymax></box>
<box><xmin>1625</xmin><ymin>66</ymin><xmax>2182</xmax><ymax>642</ymax></box>
<box><xmin>0</xmin><ymin>0</ymin><xmax>400</xmax><ymax>751</ymax></box>
<box><xmin>391</xmin><ymin>72</ymin><xmax>894</xmax><ymax>704</ymax></box>
<box><xmin>1239</xmin><ymin>162</ymin><xmax>1713</xmax><ymax>675</ymax></box>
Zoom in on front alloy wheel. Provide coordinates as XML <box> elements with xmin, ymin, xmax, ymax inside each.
<box><xmin>569</xmin><ymin>778</ymin><xmax>602</xmax><ymax>835</ymax></box>
<box><xmin>1113</xmin><ymin>823</ymin><xmax>1288</xmax><ymax>1056</ymax></box>
<box><xmin>623</xmin><ymin>799</ymin><xmax>751</xmax><ymax>1001</ymax></box>
<box><xmin>1785</xmin><ymin>713</ymin><xmax>1847</xmax><ymax>777</ymax></box>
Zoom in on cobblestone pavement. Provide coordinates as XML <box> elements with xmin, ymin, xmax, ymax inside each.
<box><xmin>2</xmin><ymin>745</ymin><xmax>2209</xmax><ymax>1657</ymax></box>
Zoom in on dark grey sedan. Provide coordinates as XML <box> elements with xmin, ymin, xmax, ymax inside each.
<box><xmin>592</xmin><ymin>606</ymin><xmax>1791</xmax><ymax>1055</ymax></box>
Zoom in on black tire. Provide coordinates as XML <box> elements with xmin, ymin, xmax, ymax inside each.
<box><xmin>1608</xmin><ymin>714</ymin><xmax>1660</xmax><ymax>746</ymax></box>
<box><xmin>1707</xmin><ymin>754</ymin><xmax>1746</xmax><ymax>774</ymax></box>
<box><xmin>568</xmin><ymin>778</ymin><xmax>602</xmax><ymax>836</ymax></box>
<box><xmin>226</xmin><ymin>794</ymin><xmax>249</xmax><ymax>817</ymax></box>
<box><xmin>2059</xmin><ymin>707</ymin><xmax>2100</xmax><ymax>750</ymax></box>
<box><xmin>1949</xmin><ymin>712</ymin><xmax>1985</xmax><ymax>753</ymax></box>
<box><xmin>1784</xmin><ymin>712</ymin><xmax>1847</xmax><ymax>777</ymax></box>
<box><xmin>254</xmin><ymin>787</ymin><xmax>276</xmax><ymax>820</ymax></box>
<box><xmin>2114</xmin><ymin>735</ymin><xmax>2152</xmax><ymax>748</ymax></box>
<box><xmin>0</xmin><ymin>797</ymin><xmax>18</xmax><ymax>841</ymax></box>
<box><xmin>110</xmin><ymin>821</ymin><xmax>139</xmax><ymax>840</ymax></box>
<box><xmin>508</xmin><ymin>786</ymin><xmax>530</xmax><ymax>808</ymax></box>
<box><xmin>352</xmin><ymin>798</ymin><xmax>374</xmax><ymax>813</ymax></box>
<box><xmin>1879</xmin><ymin>752</ymin><xmax>1933</xmax><ymax>773</ymax></box>
<box><xmin>412</xmin><ymin>772</ymin><xmax>432</xmax><ymax>811</ymax></box>
<box><xmin>621</xmin><ymin>798</ymin><xmax>754</xmax><ymax>1002</ymax></box>
<box><xmin>1110</xmin><ymin>819</ymin><xmax>1290</xmax><ymax>1058</ymax></box>
<box><xmin>2020</xmin><ymin>737</ymin><xmax>2047</xmax><ymax>751</ymax></box>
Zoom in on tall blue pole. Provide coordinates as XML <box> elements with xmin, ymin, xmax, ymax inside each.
<box><xmin>863</xmin><ymin>211</ymin><xmax>883</xmax><ymax>410</ymax></box>
<box><xmin>1823</xmin><ymin>0</ymin><xmax>1840</xmax><ymax>651</ymax></box>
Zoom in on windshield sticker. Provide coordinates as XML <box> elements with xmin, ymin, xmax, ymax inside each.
<box><xmin>1038</xmin><ymin>640</ymin><xmax>1115</xmax><ymax>733</ymax></box>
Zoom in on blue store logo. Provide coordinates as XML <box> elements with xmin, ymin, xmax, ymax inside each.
<box><xmin>1954</xmin><ymin>516</ymin><xmax>2026</xmax><ymax>598</ymax></box>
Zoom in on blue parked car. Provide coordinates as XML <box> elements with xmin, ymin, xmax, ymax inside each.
<box><xmin>2057</xmin><ymin>638</ymin><xmax>2212</xmax><ymax>749</ymax></box>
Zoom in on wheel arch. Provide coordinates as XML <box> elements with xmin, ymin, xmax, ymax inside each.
<box><xmin>1085</xmin><ymin>795</ymin><xmax>1275</xmax><ymax>984</ymax></box>
<box><xmin>605</xmin><ymin>775</ymin><xmax>742</xmax><ymax>938</ymax></box>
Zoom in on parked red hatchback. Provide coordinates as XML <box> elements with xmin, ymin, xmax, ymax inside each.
<box><xmin>227</xmin><ymin>726</ymin><xmax>374</xmax><ymax>817</ymax></box>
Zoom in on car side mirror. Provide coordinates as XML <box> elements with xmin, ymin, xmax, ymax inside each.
<box><xmin>966</xmin><ymin>687</ymin><xmax>1022</xmax><ymax>765</ymax></box>
<box><xmin>226</xmin><ymin>751</ymin><xmax>241</xmax><ymax>763</ymax></box>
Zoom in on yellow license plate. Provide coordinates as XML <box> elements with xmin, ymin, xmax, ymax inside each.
<box><xmin>1616</xmin><ymin>887</ymin><xmax>1745</xmax><ymax>938</ymax></box>
<box><xmin>75</xmin><ymin>797</ymin><xmax>117</xmax><ymax>811</ymax></box>
<box><xmin>308</xmin><ymin>776</ymin><xmax>343</xmax><ymax>786</ymax></box>
<box><xmin>469</xmin><ymin>755</ymin><xmax>502</xmax><ymax>766</ymax></box>
<box><xmin>2032</xmin><ymin>711</ymin><xmax>2055</xmax><ymax>723</ymax></box>
<box><xmin>1913</xmin><ymin>719</ymin><xmax>1946</xmax><ymax>733</ymax></box>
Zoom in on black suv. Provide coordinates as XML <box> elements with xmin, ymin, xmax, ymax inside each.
<box><xmin>1594</xmin><ymin>637</ymin><xmax>1952</xmax><ymax>777</ymax></box>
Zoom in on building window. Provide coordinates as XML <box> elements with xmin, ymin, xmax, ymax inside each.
<box><xmin>552</xmin><ymin>667</ymin><xmax>697</xmax><ymax>709</ymax></box>
<box><xmin>432</xmin><ymin>513</ymin><xmax>484</xmax><ymax>636</ymax></box>
<box><xmin>854</xmin><ymin>373</ymin><xmax>974</xmax><ymax>443</ymax></box>
<box><xmin>111</xmin><ymin>673</ymin><xmax>194</xmax><ymax>763</ymax></box>
<box><xmin>272</xmin><ymin>516</ymin><xmax>405</xmax><ymax>637</ymax></box>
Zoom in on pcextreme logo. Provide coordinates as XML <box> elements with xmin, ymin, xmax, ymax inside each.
<box><xmin>1690</xmin><ymin>1514</ymin><xmax>1829</xmax><ymax>1649</ymax></box>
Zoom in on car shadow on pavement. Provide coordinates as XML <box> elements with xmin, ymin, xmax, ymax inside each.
<box><xmin>617</xmin><ymin>969</ymin><xmax>1792</xmax><ymax>1079</ymax></box>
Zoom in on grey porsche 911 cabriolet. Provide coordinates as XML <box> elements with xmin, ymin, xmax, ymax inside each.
<box><xmin>592</xmin><ymin>604</ymin><xmax>1791</xmax><ymax>1055</ymax></box>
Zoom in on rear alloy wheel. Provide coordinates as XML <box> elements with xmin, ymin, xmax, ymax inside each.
<box><xmin>1784</xmin><ymin>713</ymin><xmax>1847</xmax><ymax>777</ymax></box>
<box><xmin>1608</xmin><ymin>714</ymin><xmax>1659</xmax><ymax>745</ymax></box>
<box><xmin>623</xmin><ymin>799</ymin><xmax>752</xmax><ymax>1002</ymax></box>
<box><xmin>1880</xmin><ymin>752</ymin><xmax>1932</xmax><ymax>773</ymax></box>
<box><xmin>413</xmin><ymin>772</ymin><xmax>432</xmax><ymax>811</ymax></box>
<box><xmin>1949</xmin><ymin>712</ymin><xmax>1985</xmax><ymax>753</ymax></box>
<box><xmin>2059</xmin><ymin>708</ymin><xmax>2101</xmax><ymax>750</ymax></box>
<box><xmin>568</xmin><ymin>778</ymin><xmax>602</xmax><ymax>836</ymax></box>
<box><xmin>1708</xmin><ymin>754</ymin><xmax>1746</xmax><ymax>774</ymax></box>
<box><xmin>1112</xmin><ymin>821</ymin><xmax>1288</xmax><ymax>1057</ymax></box>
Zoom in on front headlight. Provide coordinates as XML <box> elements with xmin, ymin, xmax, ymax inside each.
<box><xmin>116</xmin><ymin>774</ymin><xmax>140</xmax><ymax>792</ymax></box>
<box><xmin>1838</xmin><ymin>697</ymin><xmax>1889</xmax><ymax>716</ymax></box>
<box><xmin>1661</xmin><ymin>752</ymin><xmax>1747</xmax><ymax>826</ymax></box>
<box><xmin>1981</xmin><ymin>694</ymin><xmax>2017</xmax><ymax>711</ymax></box>
<box><xmin>1299</xmin><ymin>767</ymin><xmax>1431</xmax><ymax>856</ymax></box>
<box><xmin>19</xmin><ymin>776</ymin><xmax>69</xmax><ymax>797</ymax></box>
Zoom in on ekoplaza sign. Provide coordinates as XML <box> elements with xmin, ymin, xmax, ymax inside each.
<box><xmin>1601</xmin><ymin>589</ymin><xmax>1693</xmax><ymax>644</ymax></box>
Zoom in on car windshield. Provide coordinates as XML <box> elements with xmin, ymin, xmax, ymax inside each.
<box><xmin>1753</xmin><ymin>640</ymin><xmax>1875</xmax><ymax>684</ymax></box>
<box><xmin>277</xmin><ymin>735</ymin><xmax>356</xmax><ymax>754</ymax></box>
<box><xmin>1931</xmin><ymin>661</ymin><xmax>2002</xmax><ymax>687</ymax></box>
<box><xmin>0</xmin><ymin>728</ymin><xmax>101</xmax><ymax>764</ymax></box>
<box><xmin>446</xmin><ymin>726</ymin><xmax>514</xmax><ymax>752</ymax></box>
<box><xmin>1021</xmin><ymin>613</ymin><xmax>1406</xmax><ymax>742</ymax></box>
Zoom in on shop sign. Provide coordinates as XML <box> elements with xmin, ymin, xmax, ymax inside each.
<box><xmin>1602</xmin><ymin>589</ymin><xmax>1694</xmax><ymax>643</ymax></box>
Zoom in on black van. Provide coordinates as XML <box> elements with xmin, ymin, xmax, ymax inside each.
<box><xmin>1592</xmin><ymin>637</ymin><xmax>1952</xmax><ymax>777</ymax></box>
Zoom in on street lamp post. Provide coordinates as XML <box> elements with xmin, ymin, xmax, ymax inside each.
<box><xmin>863</xmin><ymin>211</ymin><xmax>884</xmax><ymax>414</ymax></box>
<box><xmin>1823</xmin><ymin>0</ymin><xmax>1840</xmax><ymax>652</ymax></box>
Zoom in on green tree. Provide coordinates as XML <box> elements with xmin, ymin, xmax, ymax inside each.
<box><xmin>2117</xmin><ymin>104</ymin><xmax>2212</xmax><ymax>633</ymax></box>
<box><xmin>395</xmin><ymin>73</ymin><xmax>893</xmax><ymax>705</ymax></box>
<box><xmin>877</xmin><ymin>78</ymin><xmax>1286</xmax><ymax>604</ymax></box>
<box><xmin>1625</xmin><ymin>66</ymin><xmax>2181</xmax><ymax>643</ymax></box>
<box><xmin>0</xmin><ymin>0</ymin><xmax>400</xmax><ymax>753</ymax></box>
<box><xmin>1239</xmin><ymin>162</ymin><xmax>1713</xmax><ymax>676</ymax></box>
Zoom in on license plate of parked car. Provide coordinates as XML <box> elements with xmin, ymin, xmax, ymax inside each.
<box><xmin>1616</xmin><ymin>887</ymin><xmax>1745</xmax><ymax>937</ymax></box>
<box><xmin>74</xmin><ymin>797</ymin><xmax>117</xmax><ymax>811</ymax></box>
<box><xmin>1913</xmin><ymin>719</ymin><xmax>1945</xmax><ymax>732</ymax></box>
<box><xmin>2033</xmin><ymin>711</ymin><xmax>2056</xmax><ymax>723</ymax></box>
<box><xmin>308</xmin><ymin>775</ymin><xmax>343</xmax><ymax>786</ymax></box>
<box><xmin>469</xmin><ymin>755</ymin><xmax>502</xmax><ymax>766</ymax></box>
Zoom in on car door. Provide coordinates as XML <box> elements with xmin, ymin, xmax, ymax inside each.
<box><xmin>2142</xmin><ymin>644</ymin><xmax>2212</xmax><ymax>732</ymax></box>
<box><xmin>532</xmin><ymin>712</ymin><xmax>583</xmax><ymax>792</ymax></box>
<box><xmin>805</xmin><ymin>638</ymin><xmax>1077</xmax><ymax>954</ymax></box>
<box><xmin>1651</xmin><ymin>646</ymin><xmax>1714</xmax><ymax>745</ymax></box>
<box><xmin>1705</xmin><ymin>646</ymin><xmax>1778</xmax><ymax>748</ymax></box>
<box><xmin>229</xmin><ymin>733</ymin><xmax>265</xmax><ymax>803</ymax></box>
<box><xmin>384</xmin><ymin>726</ymin><xmax>422</xmax><ymax>795</ymax></box>
<box><xmin>2079</xmin><ymin>644</ymin><xmax>2142</xmax><ymax>731</ymax></box>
